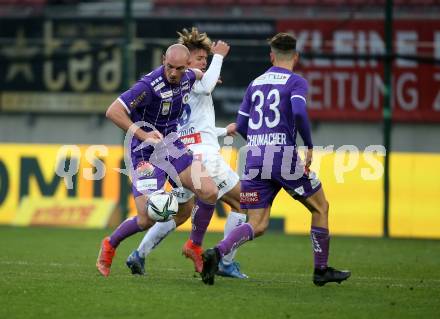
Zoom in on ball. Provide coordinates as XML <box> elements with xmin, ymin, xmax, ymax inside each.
<box><xmin>146</xmin><ymin>190</ymin><xmax>178</xmax><ymax>222</ymax></box>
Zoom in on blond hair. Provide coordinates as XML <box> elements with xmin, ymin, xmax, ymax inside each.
<box><xmin>177</xmin><ymin>27</ymin><xmax>212</xmax><ymax>54</ymax></box>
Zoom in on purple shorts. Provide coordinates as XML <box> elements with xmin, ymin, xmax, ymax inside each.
<box><xmin>131</xmin><ymin>149</ymin><xmax>193</xmax><ymax>198</ymax></box>
<box><xmin>240</xmin><ymin>167</ymin><xmax>322</xmax><ymax>209</ymax></box>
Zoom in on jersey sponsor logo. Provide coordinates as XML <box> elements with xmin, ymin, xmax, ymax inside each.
<box><xmin>136</xmin><ymin>178</ymin><xmax>158</xmax><ymax>191</ymax></box>
<box><xmin>160</xmin><ymin>90</ymin><xmax>173</xmax><ymax>99</ymax></box>
<box><xmin>180</xmin><ymin>132</ymin><xmax>202</xmax><ymax>146</ymax></box>
<box><xmin>151</xmin><ymin>76</ymin><xmax>163</xmax><ymax>86</ymax></box>
<box><xmin>217</xmin><ymin>180</ymin><xmax>227</xmax><ymax>190</ymax></box>
<box><xmin>129</xmin><ymin>91</ymin><xmax>147</xmax><ymax>109</ymax></box>
<box><xmin>240</xmin><ymin>191</ymin><xmax>260</xmax><ymax>204</ymax></box>
<box><xmin>171</xmin><ymin>188</ymin><xmax>186</xmax><ymax>198</ymax></box>
<box><xmin>311</xmin><ymin>233</ymin><xmax>323</xmax><ymax>253</ymax></box>
<box><xmin>161</xmin><ymin>101</ymin><xmax>171</xmax><ymax>115</ymax></box>
<box><xmin>247</xmin><ymin>133</ymin><xmax>287</xmax><ymax>146</ymax></box>
<box><xmin>182</xmin><ymin>93</ymin><xmax>190</xmax><ymax>104</ymax></box>
<box><xmin>135</xmin><ymin>161</ymin><xmax>155</xmax><ymax>178</ymax></box>
<box><xmin>153</xmin><ymin>82</ymin><xmax>165</xmax><ymax>92</ymax></box>
<box><xmin>178</xmin><ymin>127</ymin><xmax>195</xmax><ymax>137</ymax></box>
<box><xmin>252</xmin><ymin>72</ymin><xmax>290</xmax><ymax>86</ymax></box>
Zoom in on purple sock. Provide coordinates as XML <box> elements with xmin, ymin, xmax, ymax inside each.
<box><xmin>310</xmin><ymin>226</ymin><xmax>330</xmax><ymax>270</ymax></box>
<box><xmin>109</xmin><ymin>216</ymin><xmax>142</xmax><ymax>248</ymax></box>
<box><xmin>216</xmin><ymin>223</ymin><xmax>254</xmax><ymax>257</ymax></box>
<box><xmin>190</xmin><ymin>199</ymin><xmax>216</xmax><ymax>246</ymax></box>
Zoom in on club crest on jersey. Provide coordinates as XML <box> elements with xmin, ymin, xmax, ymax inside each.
<box><xmin>182</xmin><ymin>93</ymin><xmax>190</xmax><ymax>104</ymax></box>
<box><xmin>136</xmin><ymin>161</ymin><xmax>155</xmax><ymax>177</ymax></box>
<box><xmin>160</xmin><ymin>90</ymin><xmax>173</xmax><ymax>99</ymax></box>
<box><xmin>161</xmin><ymin>101</ymin><xmax>171</xmax><ymax>115</ymax></box>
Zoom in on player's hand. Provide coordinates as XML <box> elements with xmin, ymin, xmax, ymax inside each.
<box><xmin>225</xmin><ymin>123</ymin><xmax>237</xmax><ymax>136</ymax></box>
<box><xmin>211</xmin><ymin>40</ymin><xmax>230</xmax><ymax>57</ymax></box>
<box><xmin>305</xmin><ymin>148</ymin><xmax>313</xmax><ymax>176</ymax></box>
<box><xmin>144</xmin><ymin>130</ymin><xmax>163</xmax><ymax>144</ymax></box>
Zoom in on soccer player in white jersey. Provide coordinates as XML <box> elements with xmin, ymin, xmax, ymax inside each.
<box><xmin>201</xmin><ymin>33</ymin><xmax>351</xmax><ymax>286</ymax></box>
<box><xmin>126</xmin><ymin>28</ymin><xmax>248</xmax><ymax>278</ymax></box>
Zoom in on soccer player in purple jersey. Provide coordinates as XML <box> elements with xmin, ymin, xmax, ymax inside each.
<box><xmin>126</xmin><ymin>28</ymin><xmax>248</xmax><ymax>278</ymax></box>
<box><xmin>200</xmin><ymin>33</ymin><xmax>351</xmax><ymax>286</ymax></box>
<box><xmin>96</xmin><ymin>44</ymin><xmax>219</xmax><ymax>277</ymax></box>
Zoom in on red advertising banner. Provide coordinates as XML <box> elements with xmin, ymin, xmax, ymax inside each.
<box><xmin>277</xmin><ymin>19</ymin><xmax>440</xmax><ymax>122</ymax></box>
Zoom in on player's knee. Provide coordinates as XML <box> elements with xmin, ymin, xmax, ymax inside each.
<box><xmin>315</xmin><ymin>200</ymin><xmax>329</xmax><ymax>217</ymax></box>
<box><xmin>137</xmin><ymin>211</ymin><xmax>154</xmax><ymax>230</ymax></box>
<box><xmin>322</xmin><ymin>200</ymin><xmax>329</xmax><ymax>215</ymax></box>
<box><xmin>198</xmin><ymin>184</ymin><xmax>218</xmax><ymax>203</ymax></box>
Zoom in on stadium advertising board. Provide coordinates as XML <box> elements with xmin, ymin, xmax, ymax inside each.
<box><xmin>0</xmin><ymin>144</ymin><xmax>439</xmax><ymax>238</ymax></box>
<box><xmin>0</xmin><ymin>18</ymin><xmax>123</xmax><ymax>113</ymax></box>
<box><xmin>278</xmin><ymin>19</ymin><xmax>440</xmax><ymax>122</ymax></box>
<box><xmin>14</xmin><ymin>197</ymin><xmax>116</xmax><ymax>229</ymax></box>
<box><xmin>1</xmin><ymin>17</ymin><xmax>438</xmax><ymax>122</ymax></box>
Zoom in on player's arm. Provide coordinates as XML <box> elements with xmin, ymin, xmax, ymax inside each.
<box><xmin>236</xmin><ymin>85</ymin><xmax>252</xmax><ymax>139</ymax></box>
<box><xmin>106</xmin><ymin>101</ymin><xmax>163</xmax><ymax>143</ymax></box>
<box><xmin>291</xmin><ymin>80</ymin><xmax>313</xmax><ymax>171</ymax></box>
<box><xmin>192</xmin><ymin>41</ymin><xmax>230</xmax><ymax>94</ymax></box>
<box><xmin>106</xmin><ymin>83</ymin><xmax>163</xmax><ymax>143</ymax></box>
<box><xmin>215</xmin><ymin>123</ymin><xmax>237</xmax><ymax>137</ymax></box>
<box><xmin>191</xmin><ymin>68</ymin><xmax>204</xmax><ymax>81</ymax></box>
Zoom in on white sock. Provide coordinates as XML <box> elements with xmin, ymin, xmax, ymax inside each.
<box><xmin>222</xmin><ymin>211</ymin><xmax>247</xmax><ymax>265</ymax></box>
<box><xmin>138</xmin><ymin>219</ymin><xmax>176</xmax><ymax>258</ymax></box>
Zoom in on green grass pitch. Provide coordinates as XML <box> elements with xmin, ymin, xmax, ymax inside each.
<box><xmin>0</xmin><ymin>226</ymin><xmax>439</xmax><ymax>319</ymax></box>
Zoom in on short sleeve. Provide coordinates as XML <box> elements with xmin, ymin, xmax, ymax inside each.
<box><xmin>118</xmin><ymin>80</ymin><xmax>153</xmax><ymax>114</ymax></box>
<box><xmin>184</xmin><ymin>69</ymin><xmax>197</xmax><ymax>90</ymax></box>
<box><xmin>290</xmin><ymin>76</ymin><xmax>308</xmax><ymax>102</ymax></box>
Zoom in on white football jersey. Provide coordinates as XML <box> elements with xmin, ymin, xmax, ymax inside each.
<box><xmin>177</xmin><ymin>54</ymin><xmax>226</xmax><ymax>153</ymax></box>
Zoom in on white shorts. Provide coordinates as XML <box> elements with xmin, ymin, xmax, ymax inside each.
<box><xmin>172</xmin><ymin>151</ymin><xmax>239</xmax><ymax>204</ymax></box>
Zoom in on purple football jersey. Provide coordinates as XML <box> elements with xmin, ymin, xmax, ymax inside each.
<box><xmin>118</xmin><ymin>66</ymin><xmax>196</xmax><ymax>158</ymax></box>
<box><xmin>238</xmin><ymin>67</ymin><xmax>321</xmax><ymax>208</ymax></box>
<box><xmin>239</xmin><ymin>66</ymin><xmax>308</xmax><ymax>168</ymax></box>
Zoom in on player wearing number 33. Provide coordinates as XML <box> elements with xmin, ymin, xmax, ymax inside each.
<box><xmin>201</xmin><ymin>33</ymin><xmax>351</xmax><ymax>286</ymax></box>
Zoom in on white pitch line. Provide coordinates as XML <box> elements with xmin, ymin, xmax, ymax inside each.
<box><xmin>1</xmin><ymin>260</ymin><xmax>439</xmax><ymax>285</ymax></box>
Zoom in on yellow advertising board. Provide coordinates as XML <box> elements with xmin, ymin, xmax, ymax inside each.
<box><xmin>14</xmin><ymin>197</ymin><xmax>115</xmax><ymax>229</ymax></box>
<box><xmin>389</xmin><ymin>153</ymin><xmax>440</xmax><ymax>238</ymax></box>
<box><xmin>0</xmin><ymin>143</ymin><xmax>439</xmax><ymax>238</ymax></box>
